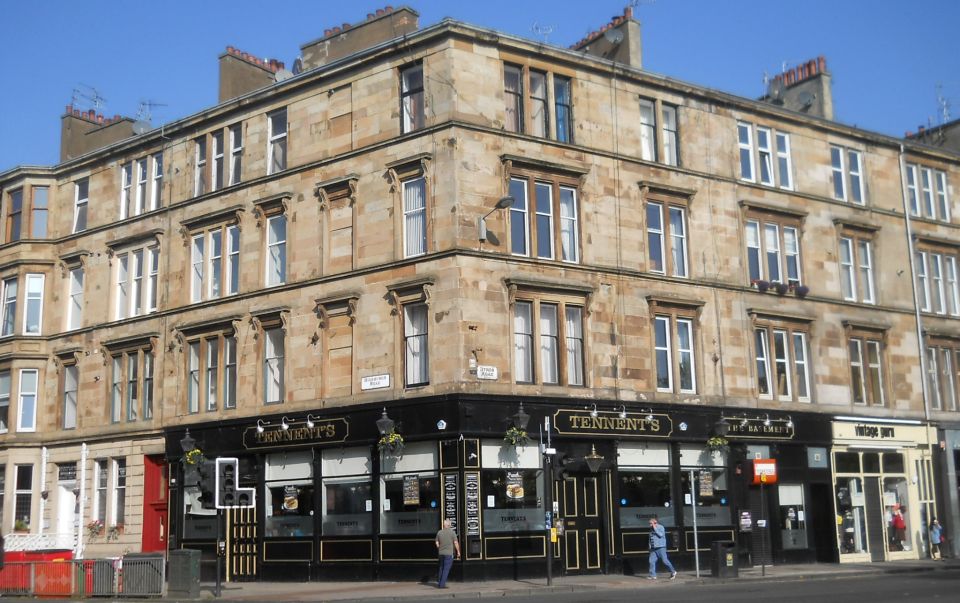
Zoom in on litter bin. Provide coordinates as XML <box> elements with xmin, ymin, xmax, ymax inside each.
<box><xmin>168</xmin><ymin>549</ymin><xmax>201</xmax><ymax>599</ymax></box>
<box><xmin>710</xmin><ymin>540</ymin><xmax>738</xmax><ymax>578</ymax></box>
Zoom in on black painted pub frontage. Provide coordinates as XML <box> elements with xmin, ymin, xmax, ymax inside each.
<box><xmin>164</xmin><ymin>395</ymin><xmax>836</xmax><ymax>582</ymax></box>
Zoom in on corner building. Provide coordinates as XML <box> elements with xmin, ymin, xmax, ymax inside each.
<box><xmin>1</xmin><ymin>5</ymin><xmax>958</xmax><ymax>581</ymax></box>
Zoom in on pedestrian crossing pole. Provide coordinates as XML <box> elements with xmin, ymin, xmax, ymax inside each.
<box><xmin>690</xmin><ymin>469</ymin><xmax>700</xmax><ymax>578</ymax></box>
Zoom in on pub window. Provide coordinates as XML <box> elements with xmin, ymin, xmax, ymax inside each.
<box><xmin>264</xmin><ymin>451</ymin><xmax>314</xmax><ymax>538</ymax></box>
<box><xmin>480</xmin><ymin>439</ymin><xmax>544</xmax><ymax>533</ymax></box>
<box><xmin>380</xmin><ymin>441</ymin><xmax>439</xmax><ymax>535</ymax></box>
<box><xmin>618</xmin><ymin>443</ymin><xmax>673</xmax><ymax>528</ymax></box>
<box><xmin>679</xmin><ymin>444</ymin><xmax>730</xmax><ymax>526</ymax></box>
<box><xmin>321</xmin><ymin>447</ymin><xmax>372</xmax><ymax>536</ymax></box>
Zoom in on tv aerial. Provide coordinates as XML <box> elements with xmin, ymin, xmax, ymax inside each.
<box><xmin>134</xmin><ymin>100</ymin><xmax>167</xmax><ymax>134</ymax></box>
<box><xmin>72</xmin><ymin>84</ymin><xmax>107</xmax><ymax>112</ymax></box>
<box><xmin>291</xmin><ymin>57</ymin><xmax>304</xmax><ymax>75</ymax></box>
<box><xmin>274</xmin><ymin>68</ymin><xmax>294</xmax><ymax>83</ymax></box>
<box><xmin>531</xmin><ymin>21</ymin><xmax>555</xmax><ymax>44</ymax></box>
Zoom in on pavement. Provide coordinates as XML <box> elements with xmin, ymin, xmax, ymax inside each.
<box><xmin>174</xmin><ymin>558</ymin><xmax>960</xmax><ymax>603</ymax></box>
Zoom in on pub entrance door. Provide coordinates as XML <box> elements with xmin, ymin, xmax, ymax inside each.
<box><xmin>559</xmin><ymin>473</ymin><xmax>606</xmax><ymax>574</ymax></box>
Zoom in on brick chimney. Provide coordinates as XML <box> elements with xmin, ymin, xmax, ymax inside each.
<box><xmin>570</xmin><ymin>6</ymin><xmax>642</xmax><ymax>69</ymax></box>
<box><xmin>219</xmin><ymin>46</ymin><xmax>285</xmax><ymax>103</ymax></box>
<box><xmin>60</xmin><ymin>105</ymin><xmax>136</xmax><ymax>162</ymax></box>
<box><xmin>762</xmin><ymin>56</ymin><xmax>834</xmax><ymax>120</ymax></box>
<box><xmin>300</xmin><ymin>6</ymin><xmax>419</xmax><ymax>70</ymax></box>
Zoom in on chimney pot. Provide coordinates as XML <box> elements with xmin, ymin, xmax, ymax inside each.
<box><xmin>65</xmin><ymin>104</ymin><xmax>72</xmax><ymax>113</ymax></box>
<box><xmin>97</xmin><ymin>114</ymin><xmax>104</xmax><ymax>124</ymax></box>
<box><xmin>625</xmin><ymin>6</ymin><xmax>633</xmax><ymax>18</ymax></box>
<box><xmin>818</xmin><ymin>56</ymin><xmax>826</xmax><ymax>72</ymax></box>
<box><xmin>385</xmin><ymin>5</ymin><xmax>393</xmax><ymax>12</ymax></box>
<box><xmin>368</xmin><ymin>13</ymin><xmax>375</xmax><ymax>19</ymax></box>
<box><xmin>342</xmin><ymin>22</ymin><xmax>350</xmax><ymax>29</ymax></box>
<box><xmin>324</xmin><ymin>29</ymin><xmax>331</xmax><ymax>36</ymax></box>
<box><xmin>376</xmin><ymin>8</ymin><xmax>384</xmax><ymax>16</ymax></box>
<box><xmin>227</xmin><ymin>45</ymin><xmax>234</xmax><ymax>53</ymax></box>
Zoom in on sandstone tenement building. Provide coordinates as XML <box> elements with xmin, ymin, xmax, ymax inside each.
<box><xmin>1</xmin><ymin>5</ymin><xmax>958</xmax><ymax>581</ymax></box>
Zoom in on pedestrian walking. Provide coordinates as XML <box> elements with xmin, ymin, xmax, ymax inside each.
<box><xmin>435</xmin><ymin>519</ymin><xmax>460</xmax><ymax>588</ymax></box>
<box><xmin>647</xmin><ymin>515</ymin><xmax>676</xmax><ymax>580</ymax></box>
<box><xmin>891</xmin><ymin>506</ymin><xmax>907</xmax><ymax>551</ymax></box>
<box><xmin>931</xmin><ymin>519</ymin><xmax>945</xmax><ymax>561</ymax></box>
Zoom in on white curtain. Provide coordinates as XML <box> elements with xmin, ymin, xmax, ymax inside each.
<box><xmin>539</xmin><ymin>305</ymin><xmax>558</xmax><ymax>384</ymax></box>
<box><xmin>403</xmin><ymin>178</ymin><xmax>426</xmax><ymax>257</ymax></box>
<box><xmin>565</xmin><ymin>307</ymin><xmax>583</xmax><ymax>385</ymax></box>
<box><xmin>514</xmin><ymin>302</ymin><xmax>533</xmax><ymax>382</ymax></box>
<box><xmin>560</xmin><ymin>187</ymin><xmax>578</xmax><ymax>262</ymax></box>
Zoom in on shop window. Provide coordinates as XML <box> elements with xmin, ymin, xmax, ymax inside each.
<box><xmin>618</xmin><ymin>443</ymin><xmax>673</xmax><ymax>528</ymax></box>
<box><xmin>834</xmin><ymin>451</ymin><xmax>860</xmax><ymax>474</ymax></box>
<box><xmin>400</xmin><ymin>63</ymin><xmax>424</xmax><ymax>133</ymax></box>
<box><xmin>321</xmin><ymin>447</ymin><xmax>372</xmax><ymax>536</ymax></box>
<box><xmin>884</xmin><ymin>477</ymin><xmax>910</xmax><ymax>552</ymax></box>
<box><xmin>835</xmin><ymin>476</ymin><xmax>867</xmax><ymax>555</ymax></box>
<box><xmin>380</xmin><ymin>441</ymin><xmax>440</xmax><ymax>535</ymax></box>
<box><xmin>508</xmin><ymin>173</ymin><xmax>580</xmax><ymax>263</ymax></box>
<box><xmin>679</xmin><ymin>444</ymin><xmax>730</xmax><ymax>526</ymax></box>
<box><xmin>14</xmin><ymin>464</ymin><xmax>33</xmax><ymax>531</ymax></box>
<box><xmin>480</xmin><ymin>440</ymin><xmax>544</xmax><ymax>532</ymax></box>
<box><xmin>778</xmin><ymin>483</ymin><xmax>807</xmax><ymax>550</ymax></box>
<box><xmin>264</xmin><ymin>451</ymin><xmax>313</xmax><ymax>537</ymax></box>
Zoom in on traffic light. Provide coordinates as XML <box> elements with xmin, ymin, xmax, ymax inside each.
<box><xmin>215</xmin><ymin>457</ymin><xmax>256</xmax><ymax>509</ymax></box>
<box><xmin>198</xmin><ymin>460</ymin><xmax>216</xmax><ymax>509</ymax></box>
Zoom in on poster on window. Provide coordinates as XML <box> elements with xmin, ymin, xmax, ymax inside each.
<box><xmin>403</xmin><ymin>475</ymin><xmax>420</xmax><ymax>506</ymax></box>
<box><xmin>699</xmin><ymin>471</ymin><xmax>714</xmax><ymax>498</ymax></box>
<box><xmin>506</xmin><ymin>471</ymin><xmax>525</xmax><ymax>500</ymax></box>
<box><xmin>282</xmin><ymin>485</ymin><xmax>300</xmax><ymax>512</ymax></box>
<box><xmin>465</xmin><ymin>473</ymin><xmax>480</xmax><ymax>536</ymax></box>
<box><xmin>443</xmin><ymin>474</ymin><xmax>458</xmax><ymax>531</ymax></box>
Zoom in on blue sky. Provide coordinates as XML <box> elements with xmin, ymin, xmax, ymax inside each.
<box><xmin>1</xmin><ymin>0</ymin><xmax>957</xmax><ymax>172</ymax></box>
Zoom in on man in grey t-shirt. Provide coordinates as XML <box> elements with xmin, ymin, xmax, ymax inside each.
<box><xmin>435</xmin><ymin>519</ymin><xmax>460</xmax><ymax>588</ymax></box>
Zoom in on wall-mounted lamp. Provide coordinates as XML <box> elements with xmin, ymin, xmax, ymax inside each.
<box><xmin>589</xmin><ymin>403</ymin><xmax>599</xmax><ymax>418</ymax></box>
<box><xmin>513</xmin><ymin>402</ymin><xmax>530</xmax><ymax>430</ymax></box>
<box><xmin>180</xmin><ymin>428</ymin><xmax>196</xmax><ymax>453</ymax></box>
<box><xmin>714</xmin><ymin>417</ymin><xmax>730</xmax><ymax>437</ymax></box>
<box><xmin>618</xmin><ymin>404</ymin><xmax>627</xmax><ymax>419</ymax></box>
<box><xmin>478</xmin><ymin>196</ymin><xmax>515</xmax><ymax>242</ymax></box>
<box><xmin>786</xmin><ymin>416</ymin><xmax>794</xmax><ymax>429</ymax></box>
<box><xmin>763</xmin><ymin>414</ymin><xmax>772</xmax><ymax>427</ymax></box>
<box><xmin>376</xmin><ymin>408</ymin><xmax>395</xmax><ymax>435</ymax></box>
<box><xmin>306</xmin><ymin>414</ymin><xmax>316</xmax><ymax>429</ymax></box>
<box><xmin>740</xmin><ymin>415</ymin><xmax>749</xmax><ymax>428</ymax></box>
<box><xmin>256</xmin><ymin>419</ymin><xmax>266</xmax><ymax>434</ymax></box>
<box><xmin>645</xmin><ymin>408</ymin><xmax>655</xmax><ymax>422</ymax></box>
<box><xmin>584</xmin><ymin>445</ymin><xmax>605</xmax><ymax>473</ymax></box>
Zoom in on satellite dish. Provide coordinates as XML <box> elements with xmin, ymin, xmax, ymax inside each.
<box><xmin>132</xmin><ymin>120</ymin><xmax>151</xmax><ymax>135</ymax></box>
<box><xmin>292</xmin><ymin>57</ymin><xmax>304</xmax><ymax>75</ymax></box>
<box><xmin>797</xmin><ymin>91</ymin><xmax>815</xmax><ymax>109</ymax></box>
<box><xmin>274</xmin><ymin>69</ymin><xmax>294</xmax><ymax>83</ymax></box>
<box><xmin>603</xmin><ymin>28</ymin><xmax>624</xmax><ymax>44</ymax></box>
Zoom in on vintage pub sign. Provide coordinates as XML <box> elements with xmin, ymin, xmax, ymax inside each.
<box><xmin>552</xmin><ymin>409</ymin><xmax>673</xmax><ymax>438</ymax></box>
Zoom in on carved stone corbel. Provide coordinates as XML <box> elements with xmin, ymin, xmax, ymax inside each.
<box><xmin>279</xmin><ymin>310</ymin><xmax>291</xmax><ymax>334</ymax></box>
<box><xmin>385</xmin><ymin>167</ymin><xmax>400</xmax><ymax>194</ymax></box>
<box><xmin>422</xmin><ymin>282</ymin><xmax>434</xmax><ymax>306</ymax></box>
<box><xmin>250</xmin><ymin>314</ymin><xmax>263</xmax><ymax>339</ymax></box>
<box><xmin>178</xmin><ymin>224</ymin><xmax>192</xmax><ymax>247</ymax></box>
<box><xmin>167</xmin><ymin>328</ymin><xmax>185</xmax><ymax>353</ymax></box>
<box><xmin>585</xmin><ymin>290</ymin><xmax>596</xmax><ymax>317</ymax></box>
<box><xmin>316</xmin><ymin>304</ymin><xmax>331</xmax><ymax>331</ymax></box>
<box><xmin>347</xmin><ymin>297</ymin><xmax>358</xmax><ymax>325</ymax></box>
<box><xmin>99</xmin><ymin>345</ymin><xmax>111</xmax><ymax>366</ymax></box>
<box><xmin>386</xmin><ymin>289</ymin><xmax>400</xmax><ymax>315</ymax></box>
<box><xmin>502</xmin><ymin>158</ymin><xmax>514</xmax><ymax>192</ymax></box>
<box><xmin>507</xmin><ymin>283</ymin><xmax>518</xmax><ymax>307</ymax></box>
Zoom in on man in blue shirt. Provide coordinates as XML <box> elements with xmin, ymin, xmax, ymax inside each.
<box><xmin>648</xmin><ymin>515</ymin><xmax>677</xmax><ymax>580</ymax></box>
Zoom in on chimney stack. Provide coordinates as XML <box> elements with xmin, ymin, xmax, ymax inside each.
<box><xmin>60</xmin><ymin>104</ymin><xmax>136</xmax><ymax>162</ymax></box>
<box><xmin>570</xmin><ymin>6</ymin><xmax>642</xmax><ymax>69</ymax></box>
<box><xmin>763</xmin><ymin>55</ymin><xmax>834</xmax><ymax>120</ymax></box>
<box><xmin>218</xmin><ymin>46</ymin><xmax>285</xmax><ymax>103</ymax></box>
<box><xmin>300</xmin><ymin>6</ymin><xmax>419</xmax><ymax>70</ymax></box>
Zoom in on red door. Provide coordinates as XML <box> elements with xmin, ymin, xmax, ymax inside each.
<box><xmin>141</xmin><ymin>455</ymin><xmax>169</xmax><ymax>553</ymax></box>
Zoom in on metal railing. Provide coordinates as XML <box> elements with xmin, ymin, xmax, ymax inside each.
<box><xmin>4</xmin><ymin>532</ymin><xmax>77</xmax><ymax>552</ymax></box>
<box><xmin>0</xmin><ymin>556</ymin><xmax>165</xmax><ymax>598</ymax></box>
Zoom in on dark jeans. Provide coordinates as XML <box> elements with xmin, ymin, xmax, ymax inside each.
<box><xmin>437</xmin><ymin>554</ymin><xmax>454</xmax><ymax>587</ymax></box>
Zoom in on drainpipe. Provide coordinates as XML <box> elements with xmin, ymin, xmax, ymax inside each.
<box><xmin>898</xmin><ymin>144</ymin><xmax>931</xmax><ymax>423</ymax></box>
<box><xmin>77</xmin><ymin>443</ymin><xmax>88</xmax><ymax>559</ymax></box>
<box><xmin>39</xmin><ymin>446</ymin><xmax>48</xmax><ymax>536</ymax></box>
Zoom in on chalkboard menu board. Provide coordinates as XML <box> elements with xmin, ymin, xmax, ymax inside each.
<box><xmin>403</xmin><ymin>475</ymin><xmax>420</xmax><ymax>506</ymax></box>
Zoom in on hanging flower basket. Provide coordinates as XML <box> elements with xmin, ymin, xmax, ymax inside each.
<box><xmin>503</xmin><ymin>426</ymin><xmax>530</xmax><ymax>447</ymax></box>
<box><xmin>377</xmin><ymin>430</ymin><xmax>405</xmax><ymax>455</ymax></box>
<box><xmin>706</xmin><ymin>436</ymin><xmax>729</xmax><ymax>455</ymax></box>
<box><xmin>86</xmin><ymin>520</ymin><xmax>105</xmax><ymax>538</ymax></box>
<box><xmin>185</xmin><ymin>448</ymin><xmax>204</xmax><ymax>465</ymax></box>
<box><xmin>107</xmin><ymin>524</ymin><xmax>124</xmax><ymax>541</ymax></box>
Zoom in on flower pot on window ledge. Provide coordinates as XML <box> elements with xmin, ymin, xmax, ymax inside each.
<box><xmin>774</xmin><ymin>282</ymin><xmax>789</xmax><ymax>295</ymax></box>
<box><xmin>752</xmin><ymin>279</ymin><xmax>770</xmax><ymax>293</ymax></box>
<box><xmin>794</xmin><ymin>285</ymin><xmax>810</xmax><ymax>299</ymax></box>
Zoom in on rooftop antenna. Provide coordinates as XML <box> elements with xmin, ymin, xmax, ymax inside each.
<box><xmin>72</xmin><ymin>84</ymin><xmax>107</xmax><ymax>112</ymax></box>
<box><xmin>531</xmin><ymin>21</ymin><xmax>555</xmax><ymax>44</ymax></box>
<box><xmin>936</xmin><ymin>84</ymin><xmax>951</xmax><ymax>124</ymax></box>
<box><xmin>134</xmin><ymin>100</ymin><xmax>167</xmax><ymax>134</ymax></box>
